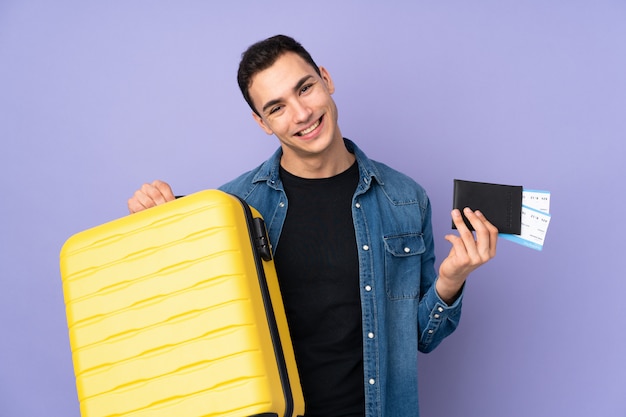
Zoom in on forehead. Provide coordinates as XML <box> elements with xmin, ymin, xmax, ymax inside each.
<box><xmin>248</xmin><ymin>52</ymin><xmax>317</xmax><ymax>106</ymax></box>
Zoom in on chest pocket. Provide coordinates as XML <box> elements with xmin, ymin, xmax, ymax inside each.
<box><xmin>383</xmin><ymin>233</ymin><xmax>425</xmax><ymax>300</ymax></box>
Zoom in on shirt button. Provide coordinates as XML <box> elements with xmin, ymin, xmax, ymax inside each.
<box><xmin>369</xmin><ymin>378</ymin><xmax>376</xmax><ymax>385</ymax></box>
<box><xmin>365</xmin><ymin>285</ymin><xmax>372</xmax><ymax>292</ymax></box>
<box><xmin>368</xmin><ymin>332</ymin><xmax>375</xmax><ymax>339</ymax></box>
<box><xmin>428</xmin><ymin>329</ymin><xmax>434</xmax><ymax>334</ymax></box>
<box><xmin>434</xmin><ymin>314</ymin><xmax>440</xmax><ymax>319</ymax></box>
<box><xmin>279</xmin><ymin>202</ymin><xmax>285</xmax><ymax>208</ymax></box>
<box><xmin>438</xmin><ymin>307</ymin><xmax>444</xmax><ymax>313</ymax></box>
<box><xmin>355</xmin><ymin>202</ymin><xmax>361</xmax><ymax>208</ymax></box>
<box><xmin>404</xmin><ymin>247</ymin><xmax>410</xmax><ymax>253</ymax></box>
<box><xmin>362</xmin><ymin>245</ymin><xmax>369</xmax><ymax>251</ymax></box>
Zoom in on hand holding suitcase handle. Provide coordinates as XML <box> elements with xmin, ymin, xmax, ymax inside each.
<box><xmin>128</xmin><ymin>180</ymin><xmax>176</xmax><ymax>214</ymax></box>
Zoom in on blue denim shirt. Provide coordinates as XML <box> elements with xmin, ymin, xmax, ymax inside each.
<box><xmin>220</xmin><ymin>139</ymin><xmax>462</xmax><ymax>416</ymax></box>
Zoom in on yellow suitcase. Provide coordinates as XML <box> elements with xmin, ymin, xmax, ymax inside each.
<box><xmin>59</xmin><ymin>190</ymin><xmax>304</xmax><ymax>417</ymax></box>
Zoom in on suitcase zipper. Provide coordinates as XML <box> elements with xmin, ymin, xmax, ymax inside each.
<box><xmin>233</xmin><ymin>195</ymin><xmax>295</xmax><ymax>417</ymax></box>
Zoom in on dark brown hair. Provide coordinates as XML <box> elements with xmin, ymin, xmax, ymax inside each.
<box><xmin>237</xmin><ymin>34</ymin><xmax>321</xmax><ymax>116</ymax></box>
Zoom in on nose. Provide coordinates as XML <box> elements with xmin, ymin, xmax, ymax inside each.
<box><xmin>292</xmin><ymin>98</ymin><xmax>313</xmax><ymax>124</ymax></box>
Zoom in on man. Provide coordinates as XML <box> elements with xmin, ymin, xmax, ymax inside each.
<box><xmin>128</xmin><ymin>35</ymin><xmax>498</xmax><ymax>417</ymax></box>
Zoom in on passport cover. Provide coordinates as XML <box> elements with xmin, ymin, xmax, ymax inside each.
<box><xmin>452</xmin><ymin>179</ymin><xmax>523</xmax><ymax>234</ymax></box>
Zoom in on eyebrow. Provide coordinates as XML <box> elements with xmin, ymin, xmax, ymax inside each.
<box><xmin>261</xmin><ymin>75</ymin><xmax>315</xmax><ymax>115</ymax></box>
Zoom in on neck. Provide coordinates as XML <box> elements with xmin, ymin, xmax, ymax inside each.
<box><xmin>280</xmin><ymin>137</ymin><xmax>356</xmax><ymax>179</ymax></box>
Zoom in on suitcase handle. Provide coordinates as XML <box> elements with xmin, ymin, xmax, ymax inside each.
<box><xmin>252</xmin><ymin>217</ymin><xmax>273</xmax><ymax>262</ymax></box>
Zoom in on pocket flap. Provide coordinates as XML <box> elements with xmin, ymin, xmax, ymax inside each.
<box><xmin>383</xmin><ymin>233</ymin><xmax>425</xmax><ymax>257</ymax></box>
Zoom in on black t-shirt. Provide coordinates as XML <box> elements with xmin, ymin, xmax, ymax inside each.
<box><xmin>274</xmin><ymin>162</ymin><xmax>365</xmax><ymax>417</ymax></box>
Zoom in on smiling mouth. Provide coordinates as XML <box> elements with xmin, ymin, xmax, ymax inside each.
<box><xmin>296</xmin><ymin>116</ymin><xmax>322</xmax><ymax>136</ymax></box>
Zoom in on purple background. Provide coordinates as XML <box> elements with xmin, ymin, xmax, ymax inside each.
<box><xmin>1</xmin><ymin>1</ymin><xmax>625</xmax><ymax>416</ymax></box>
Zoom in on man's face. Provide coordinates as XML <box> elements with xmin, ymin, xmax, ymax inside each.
<box><xmin>248</xmin><ymin>52</ymin><xmax>341</xmax><ymax>166</ymax></box>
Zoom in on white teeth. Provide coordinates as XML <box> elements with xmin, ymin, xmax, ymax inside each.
<box><xmin>298</xmin><ymin>119</ymin><xmax>320</xmax><ymax>136</ymax></box>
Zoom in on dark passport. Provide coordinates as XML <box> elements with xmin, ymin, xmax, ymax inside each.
<box><xmin>452</xmin><ymin>179</ymin><xmax>523</xmax><ymax>234</ymax></box>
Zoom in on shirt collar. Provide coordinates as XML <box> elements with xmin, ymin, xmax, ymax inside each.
<box><xmin>252</xmin><ymin>138</ymin><xmax>384</xmax><ymax>189</ymax></box>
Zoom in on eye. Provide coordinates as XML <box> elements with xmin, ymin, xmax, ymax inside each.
<box><xmin>300</xmin><ymin>83</ymin><xmax>313</xmax><ymax>95</ymax></box>
<box><xmin>269</xmin><ymin>105</ymin><xmax>283</xmax><ymax>115</ymax></box>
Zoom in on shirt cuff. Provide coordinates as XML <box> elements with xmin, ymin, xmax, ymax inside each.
<box><xmin>418</xmin><ymin>279</ymin><xmax>464</xmax><ymax>352</ymax></box>
<box><xmin>432</xmin><ymin>277</ymin><xmax>465</xmax><ymax>309</ymax></box>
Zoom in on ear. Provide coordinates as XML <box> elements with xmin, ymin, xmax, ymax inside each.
<box><xmin>252</xmin><ymin>111</ymin><xmax>274</xmax><ymax>135</ymax></box>
<box><xmin>319</xmin><ymin>66</ymin><xmax>335</xmax><ymax>94</ymax></box>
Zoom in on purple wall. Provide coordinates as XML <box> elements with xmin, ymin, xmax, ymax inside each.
<box><xmin>1</xmin><ymin>1</ymin><xmax>625</xmax><ymax>416</ymax></box>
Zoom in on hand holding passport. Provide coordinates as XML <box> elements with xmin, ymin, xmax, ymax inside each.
<box><xmin>452</xmin><ymin>179</ymin><xmax>523</xmax><ymax>235</ymax></box>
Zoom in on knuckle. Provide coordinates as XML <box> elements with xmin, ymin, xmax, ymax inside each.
<box><xmin>140</xmin><ymin>183</ymin><xmax>153</xmax><ymax>194</ymax></box>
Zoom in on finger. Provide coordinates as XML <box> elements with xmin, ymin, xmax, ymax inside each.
<box><xmin>140</xmin><ymin>182</ymin><xmax>169</xmax><ymax>206</ymax></box>
<box><xmin>128</xmin><ymin>186</ymin><xmax>158</xmax><ymax>213</ymax></box>
<box><xmin>444</xmin><ymin>233</ymin><xmax>468</xmax><ymax>262</ymax></box>
<box><xmin>128</xmin><ymin>196</ymin><xmax>148</xmax><ymax>213</ymax></box>
<box><xmin>152</xmin><ymin>180</ymin><xmax>175</xmax><ymax>202</ymax></box>
<box><xmin>451</xmin><ymin>208</ymin><xmax>481</xmax><ymax>258</ymax></box>
<box><xmin>443</xmin><ymin>233</ymin><xmax>473</xmax><ymax>276</ymax></box>
<box><xmin>456</xmin><ymin>208</ymin><xmax>498</xmax><ymax>263</ymax></box>
<box><xmin>127</xmin><ymin>183</ymin><xmax>165</xmax><ymax>213</ymax></box>
<box><xmin>451</xmin><ymin>208</ymin><xmax>473</xmax><ymax>236</ymax></box>
<box><xmin>470</xmin><ymin>210</ymin><xmax>498</xmax><ymax>258</ymax></box>
<box><xmin>474</xmin><ymin>210</ymin><xmax>499</xmax><ymax>257</ymax></box>
<box><xmin>470</xmin><ymin>209</ymin><xmax>498</xmax><ymax>234</ymax></box>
